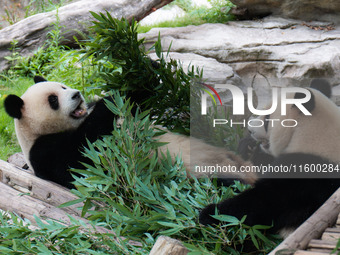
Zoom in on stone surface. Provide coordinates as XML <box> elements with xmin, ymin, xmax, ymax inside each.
<box><xmin>141</xmin><ymin>16</ymin><xmax>340</xmax><ymax>104</ymax></box>
<box><xmin>142</xmin><ymin>16</ymin><xmax>340</xmax><ymax>83</ymax></box>
<box><xmin>230</xmin><ymin>0</ymin><xmax>340</xmax><ymax>22</ymax></box>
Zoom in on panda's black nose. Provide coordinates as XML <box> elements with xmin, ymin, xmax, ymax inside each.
<box><xmin>72</xmin><ymin>92</ymin><xmax>81</xmax><ymax>100</ymax></box>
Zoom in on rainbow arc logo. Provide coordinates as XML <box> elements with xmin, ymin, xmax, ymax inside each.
<box><xmin>202</xmin><ymin>83</ymin><xmax>222</xmax><ymax>106</ymax></box>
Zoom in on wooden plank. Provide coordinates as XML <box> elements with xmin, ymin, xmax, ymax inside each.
<box><xmin>269</xmin><ymin>188</ymin><xmax>340</xmax><ymax>255</ymax></box>
<box><xmin>294</xmin><ymin>251</ymin><xmax>331</xmax><ymax>255</ymax></box>
<box><xmin>0</xmin><ymin>159</ymin><xmax>81</xmax><ymax>216</ymax></box>
<box><xmin>322</xmin><ymin>231</ymin><xmax>340</xmax><ymax>241</ymax></box>
<box><xmin>308</xmin><ymin>239</ymin><xmax>338</xmax><ymax>250</ymax></box>
<box><xmin>323</xmin><ymin>227</ymin><xmax>340</xmax><ymax>233</ymax></box>
<box><xmin>308</xmin><ymin>248</ymin><xmax>333</xmax><ymax>253</ymax></box>
<box><xmin>149</xmin><ymin>236</ymin><xmax>188</xmax><ymax>255</ymax></box>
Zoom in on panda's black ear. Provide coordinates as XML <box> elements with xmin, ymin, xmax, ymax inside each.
<box><xmin>4</xmin><ymin>95</ymin><xmax>24</xmax><ymax>119</ymax></box>
<box><xmin>34</xmin><ymin>76</ymin><xmax>47</xmax><ymax>83</ymax></box>
<box><xmin>310</xmin><ymin>78</ymin><xmax>331</xmax><ymax>98</ymax></box>
<box><xmin>294</xmin><ymin>89</ymin><xmax>315</xmax><ymax>113</ymax></box>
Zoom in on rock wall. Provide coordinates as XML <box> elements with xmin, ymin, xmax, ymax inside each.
<box><xmin>141</xmin><ymin>16</ymin><xmax>340</xmax><ymax>105</ymax></box>
<box><xmin>230</xmin><ymin>0</ymin><xmax>340</xmax><ymax>22</ymax></box>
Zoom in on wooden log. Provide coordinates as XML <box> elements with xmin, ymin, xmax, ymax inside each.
<box><xmin>269</xmin><ymin>187</ymin><xmax>340</xmax><ymax>255</ymax></box>
<box><xmin>0</xmin><ymin>160</ymin><xmax>144</xmax><ymax>247</ymax></box>
<box><xmin>149</xmin><ymin>235</ymin><xmax>188</xmax><ymax>255</ymax></box>
<box><xmin>0</xmin><ymin>159</ymin><xmax>81</xmax><ymax>216</ymax></box>
<box><xmin>0</xmin><ymin>180</ymin><xmax>82</xmax><ymax>226</ymax></box>
<box><xmin>0</xmin><ymin>0</ymin><xmax>173</xmax><ymax>72</ymax></box>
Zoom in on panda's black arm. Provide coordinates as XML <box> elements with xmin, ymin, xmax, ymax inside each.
<box><xmin>29</xmin><ymin>131</ymin><xmax>84</xmax><ymax>188</ymax></box>
<box><xmin>76</xmin><ymin>96</ymin><xmax>118</xmax><ymax>143</ymax></box>
<box><xmin>199</xmin><ymin>154</ymin><xmax>340</xmax><ymax>232</ymax></box>
<box><xmin>30</xmin><ymin>97</ymin><xmax>118</xmax><ymax>188</ymax></box>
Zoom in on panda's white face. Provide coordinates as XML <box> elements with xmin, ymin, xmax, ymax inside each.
<box><xmin>7</xmin><ymin>81</ymin><xmax>88</xmax><ymax>167</ymax></box>
<box><xmin>19</xmin><ymin>82</ymin><xmax>87</xmax><ymax>136</ymax></box>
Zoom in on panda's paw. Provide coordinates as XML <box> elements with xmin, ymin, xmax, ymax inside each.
<box><xmin>199</xmin><ymin>203</ymin><xmax>221</xmax><ymax>226</ymax></box>
<box><xmin>237</xmin><ymin>136</ymin><xmax>258</xmax><ymax>160</ymax></box>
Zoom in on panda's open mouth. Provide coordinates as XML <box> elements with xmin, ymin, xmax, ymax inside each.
<box><xmin>70</xmin><ymin>101</ymin><xmax>87</xmax><ymax>119</ymax></box>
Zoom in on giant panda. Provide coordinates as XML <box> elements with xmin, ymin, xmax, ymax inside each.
<box><xmin>199</xmin><ymin>81</ymin><xmax>340</xmax><ymax>240</ymax></box>
<box><xmin>4</xmin><ymin>77</ymin><xmax>256</xmax><ymax>188</ymax></box>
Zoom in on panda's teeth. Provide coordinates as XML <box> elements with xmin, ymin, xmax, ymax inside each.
<box><xmin>74</xmin><ymin>108</ymin><xmax>86</xmax><ymax>117</ymax></box>
<box><xmin>71</xmin><ymin>103</ymin><xmax>87</xmax><ymax>119</ymax></box>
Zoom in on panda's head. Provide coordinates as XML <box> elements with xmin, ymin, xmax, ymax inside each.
<box><xmin>4</xmin><ymin>77</ymin><xmax>88</xmax><ymax>158</ymax></box>
<box><xmin>248</xmin><ymin>85</ymin><xmax>340</xmax><ymax>163</ymax></box>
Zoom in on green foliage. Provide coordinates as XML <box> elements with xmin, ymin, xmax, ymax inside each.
<box><xmin>190</xmin><ymin>83</ymin><xmax>244</xmax><ymax>151</ymax></box>
<box><xmin>0</xmin><ymin>77</ymin><xmax>33</xmax><ymax>159</ymax></box>
<box><xmin>59</xmin><ymin>91</ymin><xmax>279</xmax><ymax>254</ymax></box>
<box><xmin>24</xmin><ymin>0</ymin><xmax>72</xmax><ymax>17</ymax></box>
<box><xmin>0</xmin><ymin>5</ymin><xmax>278</xmax><ymax>254</ymax></box>
<box><xmin>84</xmin><ymin>12</ymin><xmax>195</xmax><ymax>134</ymax></box>
<box><xmin>5</xmin><ymin>12</ymin><xmax>65</xmax><ymax>78</ymax></box>
<box><xmin>1</xmin><ymin>0</ymin><xmax>72</xmax><ymax>29</ymax></box>
<box><xmin>4</xmin><ymin>13</ymin><xmax>105</xmax><ymax>98</ymax></box>
<box><xmin>0</xmin><ymin>212</ymin><xmax>139</xmax><ymax>254</ymax></box>
<box><xmin>194</xmin><ymin>0</ymin><xmax>235</xmax><ymax>24</ymax></box>
<box><xmin>138</xmin><ymin>0</ymin><xmax>235</xmax><ymax>33</ymax></box>
<box><xmin>332</xmin><ymin>238</ymin><xmax>340</xmax><ymax>254</ymax></box>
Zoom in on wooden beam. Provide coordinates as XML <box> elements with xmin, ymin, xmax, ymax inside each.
<box><xmin>269</xmin><ymin>187</ymin><xmax>340</xmax><ymax>254</ymax></box>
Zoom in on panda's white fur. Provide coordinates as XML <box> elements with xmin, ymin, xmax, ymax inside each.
<box><xmin>5</xmin><ymin>78</ymin><xmax>255</xmax><ymax>187</ymax></box>
<box><xmin>157</xmin><ymin>131</ymin><xmax>256</xmax><ymax>182</ymax></box>
<box><xmin>249</xmin><ymin>88</ymin><xmax>340</xmax><ymax>162</ymax></box>
<box><xmin>13</xmin><ymin>82</ymin><xmax>88</xmax><ymax>169</ymax></box>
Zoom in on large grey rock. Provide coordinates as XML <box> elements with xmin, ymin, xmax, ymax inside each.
<box><xmin>141</xmin><ymin>16</ymin><xmax>340</xmax><ymax>106</ymax></box>
<box><xmin>230</xmin><ymin>0</ymin><xmax>340</xmax><ymax>22</ymax></box>
<box><xmin>142</xmin><ymin>16</ymin><xmax>340</xmax><ymax>86</ymax></box>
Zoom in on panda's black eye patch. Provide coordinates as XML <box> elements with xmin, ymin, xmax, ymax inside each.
<box><xmin>61</xmin><ymin>86</ymin><xmax>67</xmax><ymax>90</ymax></box>
<box><xmin>48</xmin><ymin>95</ymin><xmax>59</xmax><ymax>110</ymax></box>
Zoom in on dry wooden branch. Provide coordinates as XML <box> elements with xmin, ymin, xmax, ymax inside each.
<box><xmin>0</xmin><ymin>0</ymin><xmax>173</xmax><ymax>72</ymax></box>
<box><xmin>269</xmin><ymin>187</ymin><xmax>340</xmax><ymax>255</ymax></box>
